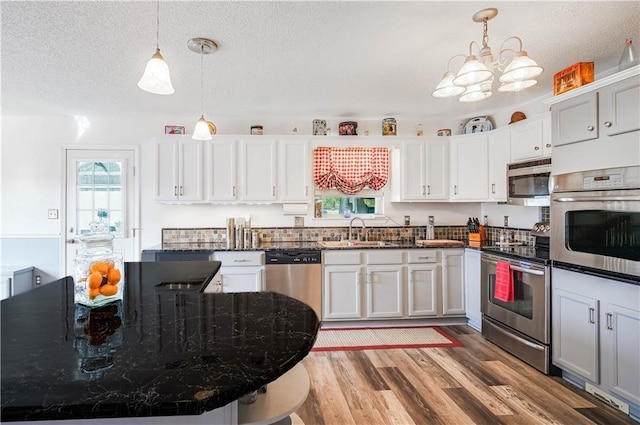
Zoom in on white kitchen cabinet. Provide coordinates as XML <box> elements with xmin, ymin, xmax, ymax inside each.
<box><xmin>207</xmin><ymin>138</ymin><xmax>237</xmax><ymax>201</ymax></box>
<box><xmin>392</xmin><ymin>138</ymin><xmax>448</xmax><ymax>201</ymax></box>
<box><xmin>545</xmin><ymin>66</ymin><xmax>640</xmax><ymax>175</ymax></box>
<box><xmin>464</xmin><ymin>248</ymin><xmax>481</xmax><ymax>331</ymax></box>
<box><xmin>323</xmin><ymin>264</ymin><xmax>363</xmax><ymax>320</ymax></box>
<box><xmin>442</xmin><ymin>249</ymin><xmax>465</xmax><ymax>316</ymax></box>
<box><xmin>449</xmin><ymin>134</ymin><xmax>488</xmax><ymax>201</ymax></box>
<box><xmin>487</xmin><ymin>129</ymin><xmax>510</xmax><ymax>202</ymax></box>
<box><xmin>509</xmin><ymin>115</ymin><xmax>552</xmax><ymax>162</ymax></box>
<box><xmin>239</xmin><ymin>138</ymin><xmax>277</xmax><ymax>201</ymax></box>
<box><xmin>552</xmin><ymin>267</ymin><xmax>640</xmax><ymax>412</ymax></box>
<box><xmin>365</xmin><ymin>265</ymin><xmax>404</xmax><ymax>318</ymax></box>
<box><xmin>153</xmin><ymin>136</ymin><xmax>204</xmax><ymax>202</ymax></box>
<box><xmin>407</xmin><ymin>263</ymin><xmax>439</xmax><ymax>317</ymax></box>
<box><xmin>278</xmin><ymin>138</ymin><xmax>311</xmax><ymax>202</ymax></box>
<box><xmin>210</xmin><ymin>251</ymin><xmax>265</xmax><ymax>293</ymax></box>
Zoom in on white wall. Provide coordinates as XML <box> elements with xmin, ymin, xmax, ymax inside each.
<box><xmin>1</xmin><ymin>95</ymin><xmax>549</xmax><ymax>278</ymax></box>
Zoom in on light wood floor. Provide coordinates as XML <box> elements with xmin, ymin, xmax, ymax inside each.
<box><xmin>296</xmin><ymin>325</ymin><xmax>637</xmax><ymax>425</ymax></box>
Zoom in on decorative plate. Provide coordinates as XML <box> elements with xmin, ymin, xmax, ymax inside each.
<box><xmin>313</xmin><ymin>119</ymin><xmax>327</xmax><ymax>136</ymax></box>
<box><xmin>509</xmin><ymin>111</ymin><xmax>527</xmax><ymax>124</ymax></box>
<box><xmin>462</xmin><ymin>116</ymin><xmax>493</xmax><ymax>134</ymax></box>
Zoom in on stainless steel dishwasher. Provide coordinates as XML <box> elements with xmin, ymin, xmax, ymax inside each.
<box><xmin>265</xmin><ymin>250</ymin><xmax>322</xmax><ymax>320</ymax></box>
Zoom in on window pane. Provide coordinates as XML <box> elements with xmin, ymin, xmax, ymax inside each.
<box><xmin>109</xmin><ymin>188</ymin><xmax>122</xmax><ymax>210</ymax></box>
<box><xmin>316</xmin><ymin>195</ymin><xmax>380</xmax><ymax>217</ymax></box>
<box><xmin>94</xmin><ymin>188</ymin><xmax>109</xmax><ymax>210</ymax></box>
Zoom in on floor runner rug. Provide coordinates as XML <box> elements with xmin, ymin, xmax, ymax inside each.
<box><xmin>311</xmin><ymin>326</ymin><xmax>463</xmax><ymax>352</ymax></box>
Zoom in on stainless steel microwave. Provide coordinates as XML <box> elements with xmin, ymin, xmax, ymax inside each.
<box><xmin>507</xmin><ymin>157</ymin><xmax>552</xmax><ymax>206</ymax></box>
<box><xmin>550</xmin><ymin>165</ymin><xmax>640</xmax><ymax>278</ymax></box>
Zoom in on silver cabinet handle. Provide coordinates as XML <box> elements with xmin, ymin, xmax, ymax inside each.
<box><xmin>604</xmin><ymin>121</ymin><xmax>612</xmax><ymax>128</ymax></box>
<box><xmin>534</xmin><ymin>146</ymin><xmax>540</xmax><ymax>150</ymax></box>
<box><xmin>232</xmin><ymin>186</ymin><xmax>236</xmax><ymax>197</ymax></box>
<box><xmin>587</xmin><ymin>125</ymin><xmax>595</xmax><ymax>131</ymax></box>
<box><xmin>179</xmin><ymin>186</ymin><xmax>184</xmax><ymax>196</ymax></box>
<box><xmin>305</xmin><ymin>186</ymin><xmax>308</xmax><ymax>196</ymax></box>
<box><xmin>174</xmin><ymin>186</ymin><xmax>177</xmax><ymax>196</ymax></box>
<box><xmin>589</xmin><ymin>307</ymin><xmax>595</xmax><ymax>324</ymax></box>
<box><xmin>606</xmin><ymin>312</ymin><xmax>613</xmax><ymax>330</ymax></box>
<box><xmin>422</xmin><ymin>185</ymin><xmax>426</xmax><ymax>196</ymax></box>
<box><xmin>546</xmin><ymin>143</ymin><xmax>552</xmax><ymax>148</ymax></box>
<box><xmin>491</xmin><ymin>183</ymin><xmax>496</xmax><ymax>194</ymax></box>
<box><xmin>427</xmin><ymin>185</ymin><xmax>431</xmax><ymax>195</ymax></box>
<box><xmin>272</xmin><ymin>186</ymin><xmax>276</xmax><ymax>196</ymax></box>
<box><xmin>454</xmin><ymin>185</ymin><xmax>458</xmax><ymax>195</ymax></box>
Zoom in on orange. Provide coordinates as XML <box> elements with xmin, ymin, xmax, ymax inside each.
<box><xmin>89</xmin><ymin>288</ymin><xmax>100</xmax><ymax>299</ymax></box>
<box><xmin>90</xmin><ymin>262</ymin><xmax>109</xmax><ymax>275</ymax></box>
<box><xmin>106</xmin><ymin>268</ymin><xmax>121</xmax><ymax>285</ymax></box>
<box><xmin>88</xmin><ymin>272</ymin><xmax>104</xmax><ymax>289</ymax></box>
<box><xmin>99</xmin><ymin>284</ymin><xmax>118</xmax><ymax>297</ymax></box>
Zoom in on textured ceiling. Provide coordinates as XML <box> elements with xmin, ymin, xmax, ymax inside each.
<box><xmin>2</xmin><ymin>1</ymin><xmax>639</xmax><ymax>120</ymax></box>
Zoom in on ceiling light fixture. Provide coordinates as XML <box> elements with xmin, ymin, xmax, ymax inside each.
<box><xmin>188</xmin><ymin>38</ymin><xmax>218</xmax><ymax>141</ymax></box>
<box><xmin>432</xmin><ymin>8</ymin><xmax>543</xmax><ymax>102</ymax></box>
<box><xmin>138</xmin><ymin>0</ymin><xmax>174</xmax><ymax>95</ymax></box>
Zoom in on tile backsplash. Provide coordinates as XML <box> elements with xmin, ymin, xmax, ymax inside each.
<box><xmin>162</xmin><ymin>225</ymin><xmax>535</xmax><ymax>246</ymax></box>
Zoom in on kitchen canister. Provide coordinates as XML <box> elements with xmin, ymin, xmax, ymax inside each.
<box><xmin>74</xmin><ymin>219</ymin><xmax>123</xmax><ymax>307</ymax></box>
<box><xmin>382</xmin><ymin>117</ymin><xmax>397</xmax><ymax>136</ymax></box>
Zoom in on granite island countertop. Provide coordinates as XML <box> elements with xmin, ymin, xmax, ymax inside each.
<box><xmin>1</xmin><ymin>261</ymin><xmax>320</xmax><ymax>422</ymax></box>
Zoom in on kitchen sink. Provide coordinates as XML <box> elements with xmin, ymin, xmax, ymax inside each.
<box><xmin>318</xmin><ymin>240</ymin><xmax>398</xmax><ymax>248</ymax></box>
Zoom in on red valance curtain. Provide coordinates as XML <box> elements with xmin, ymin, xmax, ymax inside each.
<box><xmin>313</xmin><ymin>147</ymin><xmax>389</xmax><ymax>195</ymax></box>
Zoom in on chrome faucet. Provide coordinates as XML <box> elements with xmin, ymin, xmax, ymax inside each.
<box><xmin>348</xmin><ymin>217</ymin><xmax>366</xmax><ymax>241</ymax></box>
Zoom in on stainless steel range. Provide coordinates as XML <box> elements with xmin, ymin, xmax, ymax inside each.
<box><xmin>481</xmin><ymin>224</ymin><xmax>560</xmax><ymax>374</ymax></box>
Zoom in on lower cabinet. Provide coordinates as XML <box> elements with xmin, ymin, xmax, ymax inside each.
<box><xmin>552</xmin><ymin>267</ymin><xmax>640</xmax><ymax>414</ymax></box>
<box><xmin>209</xmin><ymin>252</ymin><xmax>265</xmax><ymax>293</ymax></box>
<box><xmin>323</xmin><ymin>249</ymin><xmax>465</xmax><ymax>321</ymax></box>
<box><xmin>464</xmin><ymin>248</ymin><xmax>481</xmax><ymax>331</ymax></box>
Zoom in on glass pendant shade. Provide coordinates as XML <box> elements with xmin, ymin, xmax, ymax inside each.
<box><xmin>498</xmin><ymin>79</ymin><xmax>537</xmax><ymax>92</ymax></box>
<box><xmin>459</xmin><ymin>83</ymin><xmax>493</xmax><ymax>103</ymax></box>
<box><xmin>193</xmin><ymin>116</ymin><xmax>212</xmax><ymax>140</ymax></box>
<box><xmin>138</xmin><ymin>48</ymin><xmax>175</xmax><ymax>95</ymax></box>
<box><xmin>432</xmin><ymin>71</ymin><xmax>465</xmax><ymax>98</ymax></box>
<box><xmin>499</xmin><ymin>51</ymin><xmax>543</xmax><ymax>83</ymax></box>
<box><xmin>453</xmin><ymin>56</ymin><xmax>493</xmax><ymax>87</ymax></box>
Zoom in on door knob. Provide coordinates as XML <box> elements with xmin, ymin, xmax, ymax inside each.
<box><xmin>604</xmin><ymin>121</ymin><xmax>612</xmax><ymax>128</ymax></box>
<box><xmin>587</xmin><ymin>125</ymin><xmax>594</xmax><ymax>131</ymax></box>
<box><xmin>66</xmin><ymin>238</ymin><xmax>78</xmax><ymax>244</ymax></box>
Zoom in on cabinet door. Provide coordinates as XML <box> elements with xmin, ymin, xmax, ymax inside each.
<box><xmin>208</xmin><ymin>139</ymin><xmax>237</xmax><ymax>201</ymax></box>
<box><xmin>425</xmin><ymin>138</ymin><xmax>449</xmax><ymax>200</ymax></box>
<box><xmin>464</xmin><ymin>249</ymin><xmax>481</xmax><ymax>331</ymax></box>
<box><xmin>487</xmin><ymin>130</ymin><xmax>510</xmax><ymax>201</ymax></box>
<box><xmin>401</xmin><ymin>140</ymin><xmax>427</xmax><ymax>200</ymax></box>
<box><xmin>552</xmin><ymin>288</ymin><xmax>599</xmax><ymax>382</ymax></box>
<box><xmin>510</xmin><ymin>119</ymin><xmax>545</xmax><ymax>161</ymax></box>
<box><xmin>449</xmin><ymin>135</ymin><xmax>488</xmax><ymax>201</ymax></box>
<box><xmin>279</xmin><ymin>139</ymin><xmax>311</xmax><ymax>202</ymax></box>
<box><xmin>239</xmin><ymin>139</ymin><xmax>277</xmax><ymax>201</ymax></box>
<box><xmin>365</xmin><ymin>265</ymin><xmax>404</xmax><ymax>318</ymax></box>
<box><xmin>219</xmin><ymin>266</ymin><xmax>263</xmax><ymax>292</ymax></box>
<box><xmin>442</xmin><ymin>250</ymin><xmax>465</xmax><ymax>315</ymax></box>
<box><xmin>179</xmin><ymin>140</ymin><xmax>204</xmax><ymax>201</ymax></box>
<box><xmin>407</xmin><ymin>264</ymin><xmax>439</xmax><ymax>317</ymax></box>
<box><xmin>542</xmin><ymin>115</ymin><xmax>553</xmax><ymax>157</ymax></box>
<box><xmin>603</xmin><ymin>303</ymin><xmax>640</xmax><ymax>405</ymax></box>
<box><xmin>599</xmin><ymin>76</ymin><xmax>640</xmax><ymax>137</ymax></box>
<box><xmin>551</xmin><ymin>91</ymin><xmax>598</xmax><ymax>146</ymax></box>
<box><xmin>323</xmin><ymin>265</ymin><xmax>362</xmax><ymax>320</ymax></box>
<box><xmin>154</xmin><ymin>139</ymin><xmax>179</xmax><ymax>201</ymax></box>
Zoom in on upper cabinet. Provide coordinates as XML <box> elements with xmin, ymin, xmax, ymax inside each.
<box><xmin>391</xmin><ymin>138</ymin><xmax>448</xmax><ymax>202</ymax></box>
<box><xmin>449</xmin><ymin>134</ymin><xmax>488</xmax><ymax>201</ymax></box>
<box><xmin>207</xmin><ymin>139</ymin><xmax>237</xmax><ymax>202</ymax></box>
<box><xmin>510</xmin><ymin>115</ymin><xmax>552</xmax><ymax>162</ymax></box>
<box><xmin>544</xmin><ymin>66</ymin><xmax>640</xmax><ymax>175</ymax></box>
<box><xmin>153</xmin><ymin>136</ymin><xmax>204</xmax><ymax>202</ymax></box>
<box><xmin>239</xmin><ymin>138</ymin><xmax>278</xmax><ymax>202</ymax></box>
<box><xmin>278</xmin><ymin>138</ymin><xmax>311</xmax><ymax>202</ymax></box>
<box><xmin>487</xmin><ymin>129</ymin><xmax>511</xmax><ymax>202</ymax></box>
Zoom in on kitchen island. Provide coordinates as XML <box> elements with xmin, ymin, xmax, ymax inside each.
<box><xmin>1</xmin><ymin>261</ymin><xmax>320</xmax><ymax>424</ymax></box>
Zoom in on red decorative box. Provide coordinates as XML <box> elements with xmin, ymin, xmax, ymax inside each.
<box><xmin>553</xmin><ymin>62</ymin><xmax>594</xmax><ymax>95</ymax></box>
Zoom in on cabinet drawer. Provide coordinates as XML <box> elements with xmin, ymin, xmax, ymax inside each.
<box><xmin>407</xmin><ymin>250</ymin><xmax>440</xmax><ymax>263</ymax></box>
<box><xmin>366</xmin><ymin>249</ymin><xmax>403</xmax><ymax>264</ymax></box>
<box><xmin>214</xmin><ymin>251</ymin><xmax>264</xmax><ymax>266</ymax></box>
<box><xmin>323</xmin><ymin>250</ymin><xmax>362</xmax><ymax>265</ymax></box>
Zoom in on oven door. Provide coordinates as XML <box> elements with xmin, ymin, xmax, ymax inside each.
<box><xmin>551</xmin><ymin>189</ymin><xmax>640</xmax><ymax>277</ymax></box>
<box><xmin>481</xmin><ymin>253</ymin><xmax>550</xmax><ymax>344</ymax></box>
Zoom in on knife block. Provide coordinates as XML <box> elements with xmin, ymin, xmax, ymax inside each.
<box><xmin>468</xmin><ymin>226</ymin><xmax>486</xmax><ymax>242</ymax></box>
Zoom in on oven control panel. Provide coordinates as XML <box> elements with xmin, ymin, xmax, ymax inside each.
<box><xmin>583</xmin><ymin>174</ymin><xmax>623</xmax><ymax>190</ymax></box>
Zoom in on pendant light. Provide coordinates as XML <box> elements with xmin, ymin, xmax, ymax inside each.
<box><xmin>188</xmin><ymin>38</ymin><xmax>218</xmax><ymax>141</ymax></box>
<box><xmin>138</xmin><ymin>0</ymin><xmax>174</xmax><ymax>95</ymax></box>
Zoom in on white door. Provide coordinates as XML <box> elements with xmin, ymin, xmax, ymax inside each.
<box><xmin>64</xmin><ymin>148</ymin><xmax>139</xmax><ymax>276</ymax></box>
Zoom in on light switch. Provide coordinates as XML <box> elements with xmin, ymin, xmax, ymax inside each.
<box><xmin>48</xmin><ymin>209</ymin><xmax>59</xmax><ymax>219</ymax></box>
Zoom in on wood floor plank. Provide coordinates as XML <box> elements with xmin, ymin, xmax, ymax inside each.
<box><xmin>374</xmin><ymin>390</ymin><xmax>418</xmax><ymax>425</ymax></box>
<box><xmin>348</xmin><ymin>351</ymin><xmax>390</xmax><ymax>391</ymax></box>
<box><xmin>443</xmin><ymin>386</ymin><xmax>509</xmax><ymax>425</ymax></box>
<box><xmin>403</xmin><ymin>349</ymin><xmax>462</xmax><ymax>388</ymax></box>
<box><xmin>576</xmin><ymin>405</ymin><xmax>640</xmax><ymax>425</ymax></box>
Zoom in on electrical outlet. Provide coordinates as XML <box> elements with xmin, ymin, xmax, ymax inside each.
<box><xmin>428</xmin><ymin>215</ymin><xmax>434</xmax><ymax>225</ymax></box>
<box><xmin>48</xmin><ymin>209</ymin><xmax>59</xmax><ymax>219</ymax></box>
<box><xmin>504</xmin><ymin>215</ymin><xmax>509</xmax><ymax>227</ymax></box>
<box><xmin>294</xmin><ymin>216</ymin><xmax>304</xmax><ymax>227</ymax></box>
<box><xmin>35</xmin><ymin>275</ymin><xmax>42</xmax><ymax>285</ymax></box>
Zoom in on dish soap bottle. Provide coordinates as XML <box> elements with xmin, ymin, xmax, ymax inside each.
<box><xmin>619</xmin><ymin>38</ymin><xmax>639</xmax><ymax>71</ymax></box>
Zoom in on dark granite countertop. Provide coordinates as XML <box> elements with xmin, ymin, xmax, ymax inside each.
<box><xmin>1</xmin><ymin>261</ymin><xmax>320</xmax><ymax>422</ymax></box>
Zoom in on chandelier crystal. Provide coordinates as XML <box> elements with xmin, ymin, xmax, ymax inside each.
<box><xmin>432</xmin><ymin>8</ymin><xmax>543</xmax><ymax>102</ymax></box>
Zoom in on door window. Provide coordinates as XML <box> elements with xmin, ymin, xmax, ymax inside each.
<box><xmin>76</xmin><ymin>161</ymin><xmax>125</xmax><ymax>237</ymax></box>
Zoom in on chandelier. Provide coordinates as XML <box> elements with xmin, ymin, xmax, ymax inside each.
<box><xmin>432</xmin><ymin>8</ymin><xmax>543</xmax><ymax>103</ymax></box>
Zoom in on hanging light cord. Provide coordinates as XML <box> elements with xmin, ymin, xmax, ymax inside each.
<box><xmin>200</xmin><ymin>45</ymin><xmax>204</xmax><ymax>116</ymax></box>
<box><xmin>155</xmin><ymin>0</ymin><xmax>160</xmax><ymax>50</ymax></box>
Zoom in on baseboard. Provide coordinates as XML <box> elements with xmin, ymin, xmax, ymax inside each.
<box><xmin>585</xmin><ymin>383</ymin><xmax>630</xmax><ymax>415</ymax></box>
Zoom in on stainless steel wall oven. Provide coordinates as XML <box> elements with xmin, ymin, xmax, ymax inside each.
<box><xmin>551</xmin><ymin>165</ymin><xmax>640</xmax><ymax>279</ymax></box>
